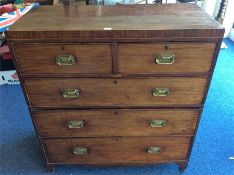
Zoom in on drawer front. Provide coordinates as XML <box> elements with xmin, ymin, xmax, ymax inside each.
<box><xmin>25</xmin><ymin>78</ymin><xmax>207</xmax><ymax>107</ymax></box>
<box><xmin>34</xmin><ymin>109</ymin><xmax>199</xmax><ymax>138</ymax></box>
<box><xmin>43</xmin><ymin>137</ymin><xmax>191</xmax><ymax>163</ymax></box>
<box><xmin>118</xmin><ymin>43</ymin><xmax>215</xmax><ymax>74</ymax></box>
<box><xmin>14</xmin><ymin>44</ymin><xmax>112</xmax><ymax>74</ymax></box>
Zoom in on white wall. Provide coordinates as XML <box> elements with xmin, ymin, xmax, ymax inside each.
<box><xmin>222</xmin><ymin>0</ymin><xmax>234</xmax><ymax>38</ymax></box>
<box><xmin>203</xmin><ymin>0</ymin><xmax>220</xmax><ymax>17</ymax></box>
<box><xmin>203</xmin><ymin>0</ymin><xmax>234</xmax><ymax>38</ymax></box>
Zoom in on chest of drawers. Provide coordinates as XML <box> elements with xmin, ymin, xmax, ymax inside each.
<box><xmin>6</xmin><ymin>4</ymin><xmax>224</xmax><ymax>173</ymax></box>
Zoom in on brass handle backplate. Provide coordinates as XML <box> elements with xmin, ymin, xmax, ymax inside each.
<box><xmin>73</xmin><ymin>147</ymin><xmax>88</xmax><ymax>155</ymax></box>
<box><xmin>56</xmin><ymin>55</ymin><xmax>76</xmax><ymax>65</ymax></box>
<box><xmin>152</xmin><ymin>88</ymin><xmax>170</xmax><ymax>97</ymax></box>
<box><xmin>62</xmin><ymin>89</ymin><xmax>80</xmax><ymax>98</ymax></box>
<box><xmin>155</xmin><ymin>53</ymin><xmax>175</xmax><ymax>64</ymax></box>
<box><xmin>67</xmin><ymin>120</ymin><xmax>84</xmax><ymax>129</ymax></box>
<box><xmin>149</xmin><ymin>119</ymin><xmax>167</xmax><ymax>128</ymax></box>
<box><xmin>147</xmin><ymin>146</ymin><xmax>163</xmax><ymax>154</ymax></box>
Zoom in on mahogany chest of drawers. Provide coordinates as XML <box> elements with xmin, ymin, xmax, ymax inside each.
<box><xmin>6</xmin><ymin>4</ymin><xmax>224</xmax><ymax>173</ymax></box>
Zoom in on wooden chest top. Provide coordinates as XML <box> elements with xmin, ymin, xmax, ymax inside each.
<box><xmin>6</xmin><ymin>4</ymin><xmax>224</xmax><ymax>41</ymax></box>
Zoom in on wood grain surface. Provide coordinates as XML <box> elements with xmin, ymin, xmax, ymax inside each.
<box><xmin>24</xmin><ymin>77</ymin><xmax>207</xmax><ymax>107</ymax></box>
<box><xmin>33</xmin><ymin>109</ymin><xmax>199</xmax><ymax>138</ymax></box>
<box><xmin>42</xmin><ymin>137</ymin><xmax>191</xmax><ymax>163</ymax></box>
<box><xmin>14</xmin><ymin>44</ymin><xmax>112</xmax><ymax>74</ymax></box>
<box><xmin>6</xmin><ymin>4</ymin><xmax>224</xmax><ymax>41</ymax></box>
<box><xmin>119</xmin><ymin>43</ymin><xmax>215</xmax><ymax>74</ymax></box>
<box><xmin>5</xmin><ymin>4</ymin><xmax>225</xmax><ymax>171</ymax></box>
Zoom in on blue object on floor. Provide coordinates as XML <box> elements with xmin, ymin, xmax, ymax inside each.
<box><xmin>0</xmin><ymin>39</ymin><xmax>234</xmax><ymax>175</ymax></box>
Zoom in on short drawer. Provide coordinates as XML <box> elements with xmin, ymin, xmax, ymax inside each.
<box><xmin>34</xmin><ymin>109</ymin><xmax>199</xmax><ymax>138</ymax></box>
<box><xmin>14</xmin><ymin>44</ymin><xmax>112</xmax><ymax>74</ymax></box>
<box><xmin>118</xmin><ymin>43</ymin><xmax>215</xmax><ymax>74</ymax></box>
<box><xmin>42</xmin><ymin>137</ymin><xmax>191</xmax><ymax>164</ymax></box>
<box><xmin>24</xmin><ymin>77</ymin><xmax>207</xmax><ymax>107</ymax></box>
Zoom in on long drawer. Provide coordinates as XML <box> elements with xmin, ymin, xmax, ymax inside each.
<box><xmin>24</xmin><ymin>77</ymin><xmax>207</xmax><ymax>107</ymax></box>
<box><xmin>33</xmin><ymin>109</ymin><xmax>199</xmax><ymax>138</ymax></box>
<box><xmin>42</xmin><ymin>137</ymin><xmax>191</xmax><ymax>164</ymax></box>
<box><xmin>118</xmin><ymin>43</ymin><xmax>215</xmax><ymax>74</ymax></box>
<box><xmin>13</xmin><ymin>44</ymin><xmax>112</xmax><ymax>74</ymax></box>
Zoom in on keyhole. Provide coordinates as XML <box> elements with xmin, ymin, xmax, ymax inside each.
<box><xmin>165</xmin><ymin>45</ymin><xmax>168</xmax><ymax>50</ymax></box>
<box><xmin>114</xmin><ymin>80</ymin><xmax>117</xmax><ymax>84</ymax></box>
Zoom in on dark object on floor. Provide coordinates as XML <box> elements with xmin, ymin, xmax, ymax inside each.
<box><xmin>176</xmin><ymin>0</ymin><xmax>197</xmax><ymax>3</ymax></box>
<box><xmin>153</xmin><ymin>0</ymin><xmax>162</xmax><ymax>4</ymax></box>
<box><xmin>0</xmin><ymin>57</ymin><xmax>15</xmax><ymax>71</ymax></box>
<box><xmin>0</xmin><ymin>0</ymin><xmax>14</xmax><ymax>5</ymax></box>
<box><xmin>24</xmin><ymin>0</ymin><xmax>53</xmax><ymax>5</ymax></box>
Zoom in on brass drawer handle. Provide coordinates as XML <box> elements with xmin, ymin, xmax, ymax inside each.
<box><xmin>152</xmin><ymin>88</ymin><xmax>170</xmax><ymax>96</ymax></box>
<box><xmin>73</xmin><ymin>147</ymin><xmax>88</xmax><ymax>155</ymax></box>
<box><xmin>67</xmin><ymin>120</ymin><xmax>84</xmax><ymax>129</ymax></box>
<box><xmin>62</xmin><ymin>89</ymin><xmax>80</xmax><ymax>98</ymax></box>
<box><xmin>147</xmin><ymin>146</ymin><xmax>163</xmax><ymax>154</ymax></box>
<box><xmin>56</xmin><ymin>55</ymin><xmax>76</xmax><ymax>65</ymax></box>
<box><xmin>155</xmin><ymin>53</ymin><xmax>175</xmax><ymax>64</ymax></box>
<box><xmin>149</xmin><ymin>119</ymin><xmax>167</xmax><ymax>128</ymax></box>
